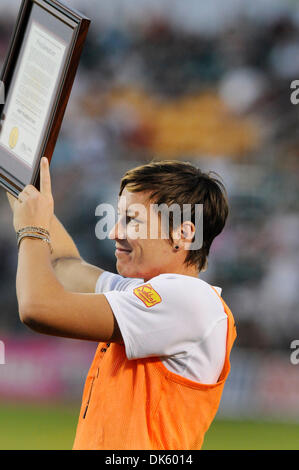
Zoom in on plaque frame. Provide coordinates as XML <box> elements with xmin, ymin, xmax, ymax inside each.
<box><xmin>0</xmin><ymin>0</ymin><xmax>90</xmax><ymax>196</ymax></box>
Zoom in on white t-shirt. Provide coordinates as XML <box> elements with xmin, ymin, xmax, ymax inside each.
<box><xmin>95</xmin><ymin>272</ymin><xmax>227</xmax><ymax>384</ymax></box>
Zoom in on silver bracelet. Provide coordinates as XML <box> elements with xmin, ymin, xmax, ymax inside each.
<box><xmin>17</xmin><ymin>233</ymin><xmax>53</xmax><ymax>254</ymax></box>
<box><xmin>16</xmin><ymin>226</ymin><xmax>50</xmax><ymax>237</ymax></box>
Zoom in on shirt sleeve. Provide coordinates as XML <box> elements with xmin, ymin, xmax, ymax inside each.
<box><xmin>102</xmin><ymin>276</ymin><xmax>223</xmax><ymax>360</ymax></box>
<box><xmin>95</xmin><ymin>271</ymin><xmax>144</xmax><ymax>293</ymax></box>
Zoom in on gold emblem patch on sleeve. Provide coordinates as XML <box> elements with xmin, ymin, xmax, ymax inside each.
<box><xmin>133</xmin><ymin>283</ymin><xmax>162</xmax><ymax>308</ymax></box>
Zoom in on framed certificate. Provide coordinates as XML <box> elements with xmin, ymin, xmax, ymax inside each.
<box><xmin>0</xmin><ymin>0</ymin><xmax>90</xmax><ymax>196</ymax></box>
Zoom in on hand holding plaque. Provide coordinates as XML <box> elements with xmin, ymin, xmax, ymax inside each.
<box><xmin>13</xmin><ymin>157</ymin><xmax>54</xmax><ymax>234</ymax></box>
<box><xmin>0</xmin><ymin>0</ymin><xmax>90</xmax><ymax>196</ymax></box>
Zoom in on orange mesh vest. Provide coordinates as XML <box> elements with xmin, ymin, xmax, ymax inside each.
<box><xmin>73</xmin><ymin>290</ymin><xmax>236</xmax><ymax>450</ymax></box>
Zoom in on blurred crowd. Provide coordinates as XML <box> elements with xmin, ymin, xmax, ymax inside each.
<box><xmin>0</xmin><ymin>0</ymin><xmax>299</xmax><ymax>350</ymax></box>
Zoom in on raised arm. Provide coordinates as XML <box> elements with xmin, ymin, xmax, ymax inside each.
<box><xmin>6</xmin><ymin>157</ymin><xmax>121</xmax><ymax>342</ymax></box>
<box><xmin>7</xmin><ymin>192</ymin><xmax>103</xmax><ymax>293</ymax></box>
<box><xmin>46</xmin><ymin>214</ymin><xmax>103</xmax><ymax>293</ymax></box>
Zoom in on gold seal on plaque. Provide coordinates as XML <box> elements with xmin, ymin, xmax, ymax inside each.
<box><xmin>9</xmin><ymin>127</ymin><xmax>19</xmax><ymax>149</ymax></box>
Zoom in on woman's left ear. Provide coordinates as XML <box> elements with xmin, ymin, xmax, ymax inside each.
<box><xmin>181</xmin><ymin>221</ymin><xmax>196</xmax><ymax>241</ymax></box>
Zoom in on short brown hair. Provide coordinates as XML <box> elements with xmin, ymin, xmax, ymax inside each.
<box><xmin>119</xmin><ymin>160</ymin><xmax>229</xmax><ymax>272</ymax></box>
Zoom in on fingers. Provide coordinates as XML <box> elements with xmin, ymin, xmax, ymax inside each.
<box><xmin>22</xmin><ymin>185</ymin><xmax>38</xmax><ymax>196</ymax></box>
<box><xmin>6</xmin><ymin>192</ymin><xmax>17</xmax><ymax>210</ymax></box>
<box><xmin>17</xmin><ymin>185</ymin><xmax>38</xmax><ymax>204</ymax></box>
<box><xmin>6</xmin><ymin>192</ymin><xmax>17</xmax><ymax>203</ymax></box>
<box><xmin>15</xmin><ymin>158</ymin><xmax>52</xmax><ymax>201</ymax></box>
<box><xmin>15</xmin><ymin>157</ymin><xmax>52</xmax><ymax>205</ymax></box>
<box><xmin>17</xmin><ymin>191</ymin><xmax>29</xmax><ymax>203</ymax></box>
<box><xmin>40</xmin><ymin>157</ymin><xmax>52</xmax><ymax>197</ymax></box>
<box><xmin>6</xmin><ymin>190</ymin><xmax>29</xmax><ymax>207</ymax></box>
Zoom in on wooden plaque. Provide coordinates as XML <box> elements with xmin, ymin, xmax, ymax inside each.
<box><xmin>0</xmin><ymin>0</ymin><xmax>90</xmax><ymax>195</ymax></box>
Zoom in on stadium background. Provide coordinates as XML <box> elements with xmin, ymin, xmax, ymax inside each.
<box><xmin>0</xmin><ymin>0</ymin><xmax>299</xmax><ymax>449</ymax></box>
